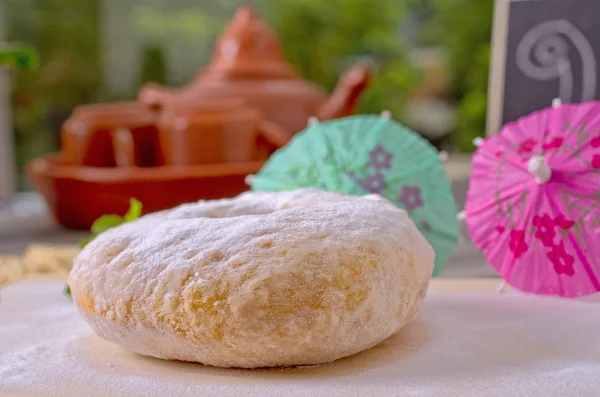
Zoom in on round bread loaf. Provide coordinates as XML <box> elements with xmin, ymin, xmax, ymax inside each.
<box><xmin>69</xmin><ymin>189</ymin><xmax>434</xmax><ymax>368</ymax></box>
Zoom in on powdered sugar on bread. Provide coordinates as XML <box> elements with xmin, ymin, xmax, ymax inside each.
<box><xmin>69</xmin><ymin>188</ymin><xmax>434</xmax><ymax>368</ymax></box>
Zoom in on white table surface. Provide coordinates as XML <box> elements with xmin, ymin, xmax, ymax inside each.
<box><xmin>1</xmin><ymin>278</ymin><xmax>599</xmax><ymax>397</ymax></box>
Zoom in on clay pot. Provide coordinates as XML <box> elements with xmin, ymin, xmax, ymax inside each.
<box><xmin>139</xmin><ymin>6</ymin><xmax>372</xmax><ymax>135</ymax></box>
<box><xmin>29</xmin><ymin>6</ymin><xmax>366</xmax><ymax>230</ymax></box>
<box><xmin>61</xmin><ymin>102</ymin><xmax>158</xmax><ymax>167</ymax></box>
<box><xmin>27</xmin><ymin>101</ymin><xmax>291</xmax><ymax>230</ymax></box>
<box><xmin>156</xmin><ymin>99</ymin><xmax>290</xmax><ymax>166</ymax></box>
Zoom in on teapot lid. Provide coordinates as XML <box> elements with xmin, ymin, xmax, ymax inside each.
<box><xmin>201</xmin><ymin>6</ymin><xmax>298</xmax><ymax>80</ymax></box>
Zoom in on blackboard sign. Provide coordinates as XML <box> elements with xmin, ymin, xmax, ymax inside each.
<box><xmin>487</xmin><ymin>0</ymin><xmax>600</xmax><ymax>134</ymax></box>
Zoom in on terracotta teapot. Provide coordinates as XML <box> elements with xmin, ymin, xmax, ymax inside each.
<box><xmin>139</xmin><ymin>6</ymin><xmax>372</xmax><ymax>135</ymax></box>
<box><xmin>61</xmin><ymin>102</ymin><xmax>158</xmax><ymax>167</ymax></box>
<box><xmin>156</xmin><ymin>99</ymin><xmax>290</xmax><ymax>166</ymax></box>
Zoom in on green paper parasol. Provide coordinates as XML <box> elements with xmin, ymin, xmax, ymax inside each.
<box><xmin>249</xmin><ymin>113</ymin><xmax>459</xmax><ymax>276</ymax></box>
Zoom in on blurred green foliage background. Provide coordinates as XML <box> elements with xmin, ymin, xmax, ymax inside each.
<box><xmin>4</xmin><ymin>0</ymin><xmax>494</xmax><ymax>188</ymax></box>
<box><xmin>265</xmin><ymin>0</ymin><xmax>418</xmax><ymax>119</ymax></box>
<box><xmin>426</xmin><ymin>0</ymin><xmax>494</xmax><ymax>152</ymax></box>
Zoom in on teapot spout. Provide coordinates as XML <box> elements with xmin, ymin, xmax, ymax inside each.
<box><xmin>317</xmin><ymin>63</ymin><xmax>371</xmax><ymax>120</ymax></box>
<box><xmin>138</xmin><ymin>82</ymin><xmax>180</xmax><ymax>110</ymax></box>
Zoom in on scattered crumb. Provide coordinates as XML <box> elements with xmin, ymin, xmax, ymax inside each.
<box><xmin>0</xmin><ymin>256</ymin><xmax>24</xmax><ymax>285</ymax></box>
<box><xmin>0</xmin><ymin>244</ymin><xmax>79</xmax><ymax>286</ymax></box>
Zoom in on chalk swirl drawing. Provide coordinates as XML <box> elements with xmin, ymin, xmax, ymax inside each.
<box><xmin>516</xmin><ymin>19</ymin><xmax>596</xmax><ymax>102</ymax></box>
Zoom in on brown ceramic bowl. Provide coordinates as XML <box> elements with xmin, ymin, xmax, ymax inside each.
<box><xmin>27</xmin><ymin>153</ymin><xmax>262</xmax><ymax>230</ymax></box>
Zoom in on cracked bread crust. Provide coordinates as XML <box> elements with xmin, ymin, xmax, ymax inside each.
<box><xmin>69</xmin><ymin>188</ymin><xmax>434</xmax><ymax>368</ymax></box>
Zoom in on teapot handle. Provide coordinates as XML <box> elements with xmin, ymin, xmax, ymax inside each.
<box><xmin>110</xmin><ymin>128</ymin><xmax>136</xmax><ymax>167</ymax></box>
<box><xmin>257</xmin><ymin>120</ymin><xmax>291</xmax><ymax>148</ymax></box>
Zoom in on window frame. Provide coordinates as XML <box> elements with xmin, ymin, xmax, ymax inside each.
<box><xmin>0</xmin><ymin>4</ymin><xmax>15</xmax><ymax>198</ymax></box>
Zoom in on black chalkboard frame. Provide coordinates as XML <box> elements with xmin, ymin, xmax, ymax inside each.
<box><xmin>487</xmin><ymin>0</ymin><xmax>511</xmax><ymax>136</ymax></box>
<box><xmin>487</xmin><ymin>0</ymin><xmax>600</xmax><ymax>135</ymax></box>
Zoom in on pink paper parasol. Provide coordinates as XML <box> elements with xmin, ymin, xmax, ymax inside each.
<box><xmin>464</xmin><ymin>100</ymin><xmax>600</xmax><ymax>298</ymax></box>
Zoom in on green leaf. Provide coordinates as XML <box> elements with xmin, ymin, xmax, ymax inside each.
<box><xmin>80</xmin><ymin>198</ymin><xmax>143</xmax><ymax>248</ymax></box>
<box><xmin>123</xmin><ymin>198</ymin><xmax>143</xmax><ymax>222</ymax></box>
<box><xmin>64</xmin><ymin>284</ymin><xmax>72</xmax><ymax>297</ymax></box>
<box><xmin>0</xmin><ymin>43</ymin><xmax>39</xmax><ymax>70</ymax></box>
<box><xmin>90</xmin><ymin>214</ymin><xmax>124</xmax><ymax>235</ymax></box>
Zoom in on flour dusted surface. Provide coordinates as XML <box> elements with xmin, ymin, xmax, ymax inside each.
<box><xmin>3</xmin><ymin>279</ymin><xmax>600</xmax><ymax>397</ymax></box>
<box><xmin>68</xmin><ymin>189</ymin><xmax>434</xmax><ymax>368</ymax></box>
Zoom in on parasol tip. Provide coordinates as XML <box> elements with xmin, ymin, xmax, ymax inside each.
<box><xmin>552</xmin><ymin>98</ymin><xmax>562</xmax><ymax>108</ymax></box>
<box><xmin>527</xmin><ymin>155</ymin><xmax>552</xmax><ymax>184</ymax></box>
<box><xmin>244</xmin><ymin>174</ymin><xmax>255</xmax><ymax>186</ymax></box>
<box><xmin>472</xmin><ymin>137</ymin><xmax>484</xmax><ymax>147</ymax></box>
<box><xmin>456</xmin><ymin>211</ymin><xmax>466</xmax><ymax>221</ymax></box>
<box><xmin>380</xmin><ymin>110</ymin><xmax>391</xmax><ymax>120</ymax></box>
<box><xmin>497</xmin><ymin>281</ymin><xmax>508</xmax><ymax>294</ymax></box>
<box><xmin>439</xmin><ymin>150</ymin><xmax>449</xmax><ymax>162</ymax></box>
<box><xmin>307</xmin><ymin>116</ymin><xmax>319</xmax><ymax>126</ymax></box>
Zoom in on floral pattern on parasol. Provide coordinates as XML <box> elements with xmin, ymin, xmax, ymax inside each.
<box><xmin>465</xmin><ymin>100</ymin><xmax>600</xmax><ymax>297</ymax></box>
<box><xmin>250</xmin><ymin>113</ymin><xmax>459</xmax><ymax>276</ymax></box>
